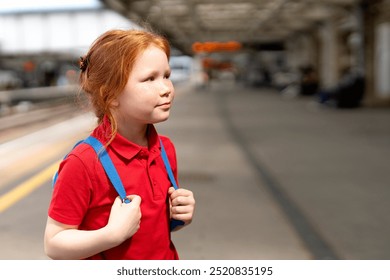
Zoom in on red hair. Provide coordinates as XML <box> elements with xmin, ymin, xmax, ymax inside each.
<box><xmin>79</xmin><ymin>29</ymin><xmax>170</xmax><ymax>143</ymax></box>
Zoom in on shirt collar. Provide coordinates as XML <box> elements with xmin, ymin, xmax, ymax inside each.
<box><xmin>93</xmin><ymin>115</ymin><xmax>161</xmax><ymax>161</ymax></box>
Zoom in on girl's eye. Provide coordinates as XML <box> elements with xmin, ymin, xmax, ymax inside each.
<box><xmin>164</xmin><ymin>73</ymin><xmax>171</xmax><ymax>79</ymax></box>
<box><xmin>147</xmin><ymin>76</ymin><xmax>155</xmax><ymax>81</ymax></box>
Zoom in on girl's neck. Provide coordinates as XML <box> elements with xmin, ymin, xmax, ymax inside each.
<box><xmin>118</xmin><ymin>122</ymin><xmax>149</xmax><ymax>147</ymax></box>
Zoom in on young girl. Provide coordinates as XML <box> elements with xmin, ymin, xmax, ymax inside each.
<box><xmin>44</xmin><ymin>29</ymin><xmax>195</xmax><ymax>260</ymax></box>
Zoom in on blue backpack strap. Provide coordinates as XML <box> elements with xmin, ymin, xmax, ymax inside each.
<box><xmin>52</xmin><ymin>136</ymin><xmax>130</xmax><ymax>204</ymax></box>
<box><xmin>84</xmin><ymin>136</ymin><xmax>130</xmax><ymax>204</ymax></box>
<box><xmin>159</xmin><ymin>138</ymin><xmax>179</xmax><ymax>190</ymax></box>
<box><xmin>160</xmin><ymin>138</ymin><xmax>185</xmax><ymax>230</ymax></box>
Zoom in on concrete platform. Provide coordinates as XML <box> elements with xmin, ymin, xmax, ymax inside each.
<box><xmin>0</xmin><ymin>80</ymin><xmax>389</xmax><ymax>260</ymax></box>
<box><xmin>158</xmin><ymin>80</ymin><xmax>390</xmax><ymax>260</ymax></box>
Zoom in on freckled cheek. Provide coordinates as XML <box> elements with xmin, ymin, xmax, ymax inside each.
<box><xmin>134</xmin><ymin>85</ymin><xmax>156</xmax><ymax>100</ymax></box>
<box><xmin>170</xmin><ymin>85</ymin><xmax>175</xmax><ymax>98</ymax></box>
<box><xmin>147</xmin><ymin>84</ymin><xmax>163</xmax><ymax>95</ymax></box>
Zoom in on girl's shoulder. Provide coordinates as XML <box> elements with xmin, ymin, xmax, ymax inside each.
<box><xmin>55</xmin><ymin>139</ymin><xmax>101</xmax><ymax>189</ymax></box>
<box><xmin>68</xmin><ymin>140</ymin><xmax>95</xmax><ymax>156</ymax></box>
<box><xmin>64</xmin><ymin>139</ymin><xmax>100</xmax><ymax>168</ymax></box>
<box><xmin>159</xmin><ymin>135</ymin><xmax>175</xmax><ymax>150</ymax></box>
<box><xmin>158</xmin><ymin>134</ymin><xmax>177</xmax><ymax>165</ymax></box>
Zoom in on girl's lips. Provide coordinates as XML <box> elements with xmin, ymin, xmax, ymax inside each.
<box><xmin>157</xmin><ymin>102</ymin><xmax>171</xmax><ymax>107</ymax></box>
<box><xmin>156</xmin><ymin>102</ymin><xmax>171</xmax><ymax>109</ymax></box>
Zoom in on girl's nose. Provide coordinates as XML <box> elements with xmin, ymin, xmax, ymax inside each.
<box><xmin>160</xmin><ymin>80</ymin><xmax>172</xmax><ymax>96</ymax></box>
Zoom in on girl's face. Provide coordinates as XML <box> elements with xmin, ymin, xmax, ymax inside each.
<box><xmin>113</xmin><ymin>45</ymin><xmax>174</xmax><ymax>128</ymax></box>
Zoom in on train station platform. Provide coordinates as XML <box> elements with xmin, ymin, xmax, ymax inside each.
<box><xmin>0</xmin><ymin>80</ymin><xmax>389</xmax><ymax>260</ymax></box>
<box><xmin>161</xmin><ymin>79</ymin><xmax>390</xmax><ymax>260</ymax></box>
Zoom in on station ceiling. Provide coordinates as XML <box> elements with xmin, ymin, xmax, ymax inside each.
<box><xmin>101</xmin><ymin>0</ymin><xmax>361</xmax><ymax>55</ymax></box>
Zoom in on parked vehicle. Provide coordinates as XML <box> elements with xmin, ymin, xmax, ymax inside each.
<box><xmin>0</xmin><ymin>70</ymin><xmax>23</xmax><ymax>90</ymax></box>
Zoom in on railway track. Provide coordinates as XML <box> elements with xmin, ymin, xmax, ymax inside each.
<box><xmin>0</xmin><ymin>87</ymin><xmax>86</xmax><ymax>144</ymax></box>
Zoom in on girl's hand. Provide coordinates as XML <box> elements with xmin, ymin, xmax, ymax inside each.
<box><xmin>44</xmin><ymin>195</ymin><xmax>141</xmax><ymax>260</ymax></box>
<box><xmin>105</xmin><ymin>195</ymin><xmax>142</xmax><ymax>245</ymax></box>
<box><xmin>168</xmin><ymin>187</ymin><xmax>195</xmax><ymax>227</ymax></box>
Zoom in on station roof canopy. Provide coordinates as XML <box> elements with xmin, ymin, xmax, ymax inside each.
<box><xmin>100</xmin><ymin>0</ymin><xmax>361</xmax><ymax>55</ymax></box>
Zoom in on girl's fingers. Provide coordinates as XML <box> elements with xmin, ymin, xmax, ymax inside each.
<box><xmin>171</xmin><ymin>212</ymin><xmax>193</xmax><ymax>223</ymax></box>
<box><xmin>171</xmin><ymin>205</ymin><xmax>192</xmax><ymax>214</ymax></box>
<box><xmin>171</xmin><ymin>195</ymin><xmax>195</xmax><ymax>207</ymax></box>
<box><xmin>169</xmin><ymin>188</ymin><xmax>193</xmax><ymax>200</ymax></box>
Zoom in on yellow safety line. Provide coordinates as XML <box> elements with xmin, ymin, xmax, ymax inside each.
<box><xmin>0</xmin><ymin>160</ymin><xmax>60</xmax><ymax>213</ymax></box>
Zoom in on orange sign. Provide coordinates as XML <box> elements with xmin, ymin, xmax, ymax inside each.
<box><xmin>192</xmin><ymin>41</ymin><xmax>242</xmax><ymax>53</ymax></box>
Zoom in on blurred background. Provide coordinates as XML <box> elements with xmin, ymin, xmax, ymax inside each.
<box><xmin>0</xmin><ymin>0</ymin><xmax>389</xmax><ymax>260</ymax></box>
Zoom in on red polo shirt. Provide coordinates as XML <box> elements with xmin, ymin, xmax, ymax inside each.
<box><xmin>48</xmin><ymin>117</ymin><xmax>179</xmax><ymax>260</ymax></box>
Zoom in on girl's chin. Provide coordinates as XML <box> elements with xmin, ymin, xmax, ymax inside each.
<box><xmin>151</xmin><ymin>114</ymin><xmax>170</xmax><ymax>124</ymax></box>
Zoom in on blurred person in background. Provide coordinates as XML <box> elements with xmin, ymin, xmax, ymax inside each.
<box><xmin>317</xmin><ymin>65</ymin><xmax>365</xmax><ymax>108</ymax></box>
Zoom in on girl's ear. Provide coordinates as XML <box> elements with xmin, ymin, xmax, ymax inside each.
<box><xmin>111</xmin><ymin>99</ymin><xmax>119</xmax><ymax>107</ymax></box>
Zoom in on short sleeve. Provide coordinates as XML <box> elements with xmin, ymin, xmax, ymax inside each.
<box><xmin>48</xmin><ymin>154</ymin><xmax>93</xmax><ymax>226</ymax></box>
